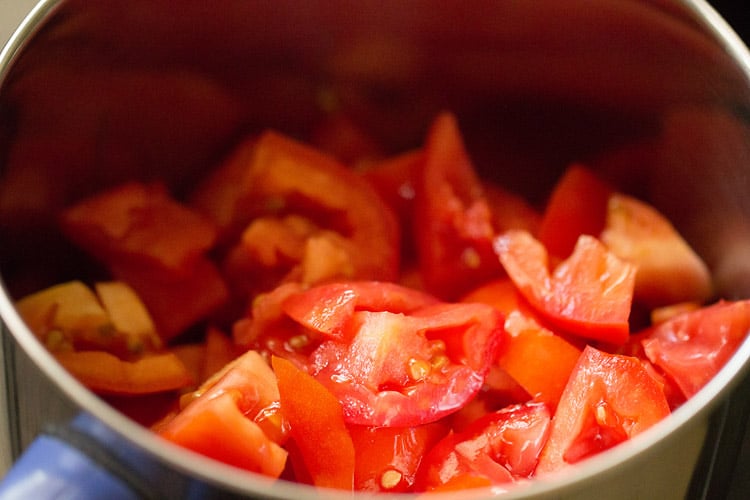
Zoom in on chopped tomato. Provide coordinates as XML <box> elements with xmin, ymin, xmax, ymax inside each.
<box><xmin>110</xmin><ymin>257</ymin><xmax>228</xmax><ymax>341</ymax></box>
<box><xmin>414</xmin><ymin>402</ymin><xmax>551</xmax><ymax>491</ymax></box>
<box><xmin>495</xmin><ymin>229</ymin><xmax>636</xmax><ymax>345</ymax></box>
<box><xmin>536</xmin><ymin>346</ymin><xmax>670</xmax><ymax>474</ymax></box>
<box><xmin>360</xmin><ymin>149</ymin><xmax>424</xmax><ymax>260</ymax></box>
<box><xmin>498</xmin><ymin>311</ymin><xmax>582</xmax><ymax>409</ymax></box>
<box><xmin>349</xmin><ymin>422</ymin><xmax>448</xmax><ymax>493</ymax></box>
<box><xmin>272</xmin><ymin>355</ymin><xmax>356</xmax><ymax>490</ymax></box>
<box><xmin>414</xmin><ymin>112</ymin><xmax>504</xmax><ymax>300</ymax></box>
<box><xmin>54</xmin><ymin>350</ymin><xmax>193</xmax><ymax>395</ymax></box>
<box><xmin>282</xmin><ymin>281</ymin><xmax>438</xmax><ymax>341</ymax></box>
<box><xmin>158</xmin><ymin>350</ymin><xmax>288</xmax><ymax>477</ymax></box>
<box><xmin>537</xmin><ymin>164</ymin><xmax>613</xmax><ymax>259</ymax></box>
<box><xmin>461</xmin><ymin>278</ymin><xmax>524</xmax><ymax>316</ymax></box>
<box><xmin>282</xmin><ymin>282</ymin><xmax>507</xmax><ymax>427</ymax></box>
<box><xmin>191</xmin><ymin>131</ymin><xmax>400</xmax><ymax>299</ymax></box>
<box><xmin>600</xmin><ymin>193</ymin><xmax>713</xmax><ymax>308</ymax></box>
<box><xmin>60</xmin><ymin>182</ymin><xmax>218</xmax><ymax>273</ymax></box>
<box><xmin>59</xmin><ymin>182</ymin><xmax>228</xmax><ymax>340</ymax></box>
<box><xmin>641</xmin><ymin>300</ymin><xmax>750</xmax><ymax>398</ymax></box>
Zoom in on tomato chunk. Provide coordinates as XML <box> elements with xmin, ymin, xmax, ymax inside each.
<box><xmin>272</xmin><ymin>355</ymin><xmax>356</xmax><ymax>490</ymax></box>
<box><xmin>415</xmin><ymin>402</ymin><xmax>551</xmax><ymax>491</ymax></box>
<box><xmin>158</xmin><ymin>350</ymin><xmax>288</xmax><ymax>477</ymax></box>
<box><xmin>536</xmin><ymin>346</ymin><xmax>670</xmax><ymax>474</ymax></box>
<box><xmin>641</xmin><ymin>300</ymin><xmax>750</xmax><ymax>398</ymax></box>
<box><xmin>414</xmin><ymin>112</ymin><xmax>503</xmax><ymax>300</ymax></box>
<box><xmin>279</xmin><ymin>281</ymin><xmax>506</xmax><ymax>427</ymax></box>
<box><xmin>495</xmin><ymin>229</ymin><xmax>636</xmax><ymax>345</ymax></box>
<box><xmin>537</xmin><ymin>164</ymin><xmax>613</xmax><ymax>259</ymax></box>
<box><xmin>349</xmin><ymin>422</ymin><xmax>448</xmax><ymax>493</ymax></box>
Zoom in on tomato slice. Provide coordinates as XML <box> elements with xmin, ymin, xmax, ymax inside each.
<box><xmin>158</xmin><ymin>350</ymin><xmax>288</xmax><ymax>477</ymax></box>
<box><xmin>536</xmin><ymin>346</ymin><xmax>670</xmax><ymax>474</ymax></box>
<box><xmin>282</xmin><ymin>281</ymin><xmax>438</xmax><ymax>341</ymax></box>
<box><xmin>641</xmin><ymin>300</ymin><xmax>750</xmax><ymax>398</ymax></box>
<box><xmin>495</xmin><ymin>229</ymin><xmax>636</xmax><ymax>345</ymax></box>
<box><xmin>414</xmin><ymin>402</ymin><xmax>551</xmax><ymax>491</ymax></box>
<box><xmin>498</xmin><ymin>311</ymin><xmax>582</xmax><ymax>410</ymax></box>
<box><xmin>537</xmin><ymin>164</ymin><xmax>613</xmax><ymax>259</ymax></box>
<box><xmin>282</xmin><ymin>282</ymin><xmax>506</xmax><ymax>427</ymax></box>
<box><xmin>54</xmin><ymin>351</ymin><xmax>193</xmax><ymax>395</ymax></box>
<box><xmin>272</xmin><ymin>355</ymin><xmax>356</xmax><ymax>490</ymax></box>
<box><xmin>349</xmin><ymin>421</ymin><xmax>448</xmax><ymax>493</ymax></box>
<box><xmin>414</xmin><ymin>112</ymin><xmax>504</xmax><ymax>300</ymax></box>
<box><xmin>600</xmin><ymin>193</ymin><xmax>713</xmax><ymax>308</ymax></box>
<box><xmin>191</xmin><ymin>131</ymin><xmax>400</xmax><ymax>298</ymax></box>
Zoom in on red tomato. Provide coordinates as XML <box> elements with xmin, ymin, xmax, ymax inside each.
<box><xmin>191</xmin><ymin>131</ymin><xmax>400</xmax><ymax>299</ymax></box>
<box><xmin>498</xmin><ymin>311</ymin><xmax>582</xmax><ymax>410</ymax></box>
<box><xmin>642</xmin><ymin>300</ymin><xmax>750</xmax><ymax>398</ymax></box>
<box><xmin>414</xmin><ymin>402</ymin><xmax>551</xmax><ymax>491</ymax></box>
<box><xmin>272</xmin><ymin>356</ymin><xmax>356</xmax><ymax>490</ymax></box>
<box><xmin>59</xmin><ymin>182</ymin><xmax>229</xmax><ymax>340</ymax></box>
<box><xmin>495</xmin><ymin>229</ymin><xmax>636</xmax><ymax>345</ymax></box>
<box><xmin>349</xmin><ymin>422</ymin><xmax>448</xmax><ymax>493</ymax></box>
<box><xmin>282</xmin><ymin>282</ymin><xmax>507</xmax><ymax>427</ymax></box>
<box><xmin>158</xmin><ymin>350</ymin><xmax>288</xmax><ymax>477</ymax></box>
<box><xmin>282</xmin><ymin>281</ymin><xmax>438</xmax><ymax>341</ymax></box>
<box><xmin>414</xmin><ymin>112</ymin><xmax>504</xmax><ymax>300</ymax></box>
<box><xmin>537</xmin><ymin>163</ymin><xmax>613</xmax><ymax>259</ymax></box>
<box><xmin>536</xmin><ymin>346</ymin><xmax>670</xmax><ymax>474</ymax></box>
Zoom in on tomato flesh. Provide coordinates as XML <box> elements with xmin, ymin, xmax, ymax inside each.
<box><xmin>495</xmin><ymin>229</ymin><xmax>636</xmax><ymax>345</ymax></box>
<box><xmin>415</xmin><ymin>402</ymin><xmax>551</xmax><ymax>491</ymax></box>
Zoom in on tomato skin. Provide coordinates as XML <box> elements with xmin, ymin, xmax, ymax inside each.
<box><xmin>642</xmin><ymin>300</ymin><xmax>750</xmax><ymax>398</ymax></box>
<box><xmin>536</xmin><ymin>346</ymin><xmax>670</xmax><ymax>475</ymax></box>
<box><xmin>414</xmin><ymin>402</ymin><xmax>551</xmax><ymax>491</ymax></box>
<box><xmin>282</xmin><ymin>281</ymin><xmax>438</xmax><ymax>341</ymax></box>
<box><xmin>158</xmin><ymin>350</ymin><xmax>288</xmax><ymax>477</ymax></box>
<box><xmin>498</xmin><ymin>311</ymin><xmax>582</xmax><ymax>410</ymax></box>
<box><xmin>414</xmin><ymin>112</ymin><xmax>504</xmax><ymax>300</ymax></box>
<box><xmin>349</xmin><ymin>421</ymin><xmax>449</xmax><ymax>493</ymax></box>
<box><xmin>495</xmin><ymin>229</ymin><xmax>636</xmax><ymax>345</ymax></box>
<box><xmin>537</xmin><ymin>164</ymin><xmax>613</xmax><ymax>259</ymax></box>
<box><xmin>272</xmin><ymin>355</ymin><xmax>356</xmax><ymax>490</ymax></box>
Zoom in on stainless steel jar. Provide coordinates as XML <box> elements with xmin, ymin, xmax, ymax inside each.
<box><xmin>2</xmin><ymin>1</ymin><xmax>750</xmax><ymax>498</ymax></box>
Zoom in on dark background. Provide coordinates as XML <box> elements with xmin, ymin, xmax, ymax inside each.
<box><xmin>711</xmin><ymin>1</ymin><xmax>750</xmax><ymax>42</ymax></box>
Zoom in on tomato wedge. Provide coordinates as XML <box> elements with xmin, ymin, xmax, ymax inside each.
<box><xmin>272</xmin><ymin>355</ymin><xmax>356</xmax><ymax>490</ymax></box>
<box><xmin>414</xmin><ymin>112</ymin><xmax>503</xmax><ymax>300</ymax></box>
<box><xmin>536</xmin><ymin>346</ymin><xmax>670</xmax><ymax>474</ymax></box>
<box><xmin>495</xmin><ymin>229</ymin><xmax>636</xmax><ymax>345</ymax></box>
<box><xmin>279</xmin><ymin>281</ymin><xmax>506</xmax><ymax>427</ymax></box>
<box><xmin>349</xmin><ymin>421</ymin><xmax>448</xmax><ymax>493</ymax></box>
<box><xmin>54</xmin><ymin>351</ymin><xmax>193</xmax><ymax>395</ymax></box>
<box><xmin>158</xmin><ymin>350</ymin><xmax>288</xmax><ymax>477</ymax></box>
<box><xmin>537</xmin><ymin>164</ymin><xmax>613</xmax><ymax>259</ymax></box>
<box><xmin>641</xmin><ymin>300</ymin><xmax>750</xmax><ymax>398</ymax></box>
<box><xmin>414</xmin><ymin>402</ymin><xmax>551</xmax><ymax>491</ymax></box>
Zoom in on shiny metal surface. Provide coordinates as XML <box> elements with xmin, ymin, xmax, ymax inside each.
<box><xmin>1</xmin><ymin>1</ymin><xmax>750</xmax><ymax>498</ymax></box>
